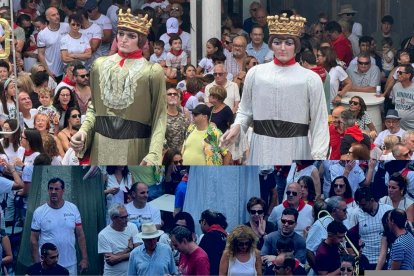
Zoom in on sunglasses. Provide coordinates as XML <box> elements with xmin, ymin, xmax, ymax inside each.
<box><xmin>237</xmin><ymin>241</ymin><xmax>251</xmax><ymax>247</ymax></box>
<box><xmin>340</xmin><ymin>267</ymin><xmax>353</xmax><ymax>272</ymax></box>
<box><xmin>272</xmin><ymin>38</ymin><xmax>295</xmax><ymax>46</ymax></box>
<box><xmin>334</xmin><ymin>184</ymin><xmax>345</xmax><ymax>189</ymax></box>
<box><xmin>357</xmin><ymin>61</ymin><xmax>370</xmax><ymax>65</ymax></box>
<box><xmin>213</xmin><ymin>72</ymin><xmax>225</xmax><ymax>77</ymax></box>
<box><xmin>345</xmin><ymin>13</ymin><xmax>355</xmax><ymax>16</ymax></box>
<box><xmin>173</xmin><ymin>160</ymin><xmax>183</xmax><ymax>165</ymax></box>
<box><xmin>349</xmin><ymin>100</ymin><xmax>360</xmax><ymax>106</ymax></box>
<box><xmin>71</xmin><ymin>114</ymin><xmax>81</xmax><ymax>119</ymax></box>
<box><xmin>250</xmin><ymin>210</ymin><xmax>264</xmax><ymax>215</ymax></box>
<box><xmin>116</xmin><ymin>215</ymin><xmax>128</xmax><ymax>219</ymax></box>
<box><xmin>397</xmin><ymin>71</ymin><xmax>410</xmax><ymax>75</ymax></box>
<box><xmin>78</xmin><ymin>74</ymin><xmax>90</xmax><ymax>78</ymax></box>
<box><xmin>167</xmin><ymin>93</ymin><xmax>178</xmax><ymax>97</ymax></box>
<box><xmin>286</xmin><ymin>191</ymin><xmax>298</xmax><ymax>196</ymax></box>
<box><xmin>281</xmin><ymin>219</ymin><xmax>295</xmax><ymax>225</ymax></box>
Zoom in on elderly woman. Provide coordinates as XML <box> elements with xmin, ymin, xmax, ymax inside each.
<box><xmin>60</xmin><ymin>13</ymin><xmax>92</xmax><ymax>65</ymax></box>
<box><xmin>348</xmin><ymin>95</ymin><xmax>377</xmax><ymax>138</ymax></box>
<box><xmin>209</xmin><ymin>86</ymin><xmax>234</xmax><ymax>134</ymax></box>
<box><xmin>379</xmin><ymin>172</ymin><xmax>414</xmax><ymax>222</ymax></box>
<box><xmin>34</xmin><ymin>113</ymin><xmax>65</xmax><ymax>157</ymax></box>
<box><xmin>244</xmin><ymin>197</ymin><xmax>276</xmax><ymax>250</ymax></box>
<box><xmin>219</xmin><ymin>225</ymin><xmax>262</xmax><ymax>276</ymax></box>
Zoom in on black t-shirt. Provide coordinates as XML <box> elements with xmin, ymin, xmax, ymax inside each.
<box><xmin>198</xmin><ymin>230</ymin><xmax>227</xmax><ymax>276</ymax></box>
<box><xmin>340</xmin><ymin>133</ymin><xmax>371</xmax><ymax>155</ymax></box>
<box><xmin>210</xmin><ymin>105</ymin><xmax>234</xmax><ymax>134</ymax></box>
<box><xmin>26</xmin><ymin>262</ymin><xmax>69</xmax><ymax>275</ymax></box>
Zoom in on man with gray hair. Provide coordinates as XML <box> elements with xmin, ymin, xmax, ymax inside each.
<box><xmin>392</xmin><ymin>143</ymin><xmax>411</xmax><ymax>160</ymax></box>
<box><xmin>346</xmin><ymin>52</ymin><xmax>381</xmax><ymax>92</ymax></box>
<box><xmin>402</xmin><ymin>130</ymin><xmax>414</xmax><ymax>160</ymax></box>
<box><xmin>98</xmin><ymin>203</ymin><xmax>141</xmax><ymax>276</ymax></box>
<box><xmin>339</xmin><ymin>110</ymin><xmax>371</xmax><ymax>159</ymax></box>
<box><xmin>306</xmin><ymin>196</ymin><xmax>349</xmax><ymax>272</ymax></box>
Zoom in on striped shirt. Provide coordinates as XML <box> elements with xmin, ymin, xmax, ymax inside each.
<box><xmin>388</xmin><ymin>231</ymin><xmax>414</xmax><ymax>270</ymax></box>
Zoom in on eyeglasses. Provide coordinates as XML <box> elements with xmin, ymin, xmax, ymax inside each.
<box><xmin>286</xmin><ymin>191</ymin><xmax>298</xmax><ymax>196</ymax></box>
<box><xmin>70</xmin><ymin>23</ymin><xmax>80</xmax><ymax>27</ymax></box>
<box><xmin>223</xmin><ymin>40</ymin><xmax>232</xmax><ymax>45</ymax></box>
<box><xmin>71</xmin><ymin>114</ymin><xmax>81</xmax><ymax>119</ymax></box>
<box><xmin>281</xmin><ymin>219</ymin><xmax>295</xmax><ymax>225</ymax></box>
<box><xmin>334</xmin><ymin>184</ymin><xmax>345</xmax><ymax>189</ymax></box>
<box><xmin>173</xmin><ymin>160</ymin><xmax>183</xmax><ymax>165</ymax></box>
<box><xmin>213</xmin><ymin>72</ymin><xmax>225</xmax><ymax>77</ymax></box>
<box><xmin>77</xmin><ymin>74</ymin><xmax>89</xmax><ymax>78</ymax></box>
<box><xmin>397</xmin><ymin>71</ymin><xmax>410</xmax><ymax>75</ymax></box>
<box><xmin>116</xmin><ymin>215</ymin><xmax>128</xmax><ymax>219</ymax></box>
<box><xmin>357</xmin><ymin>61</ymin><xmax>370</xmax><ymax>65</ymax></box>
<box><xmin>250</xmin><ymin>210</ymin><xmax>264</xmax><ymax>215</ymax></box>
<box><xmin>345</xmin><ymin>13</ymin><xmax>355</xmax><ymax>16</ymax></box>
<box><xmin>340</xmin><ymin>267</ymin><xmax>353</xmax><ymax>272</ymax></box>
<box><xmin>167</xmin><ymin>93</ymin><xmax>178</xmax><ymax>97</ymax></box>
<box><xmin>349</xmin><ymin>100</ymin><xmax>360</xmax><ymax>106</ymax></box>
<box><xmin>272</xmin><ymin>38</ymin><xmax>295</xmax><ymax>46</ymax></box>
<box><xmin>118</xmin><ymin>31</ymin><xmax>138</xmax><ymax>40</ymax></box>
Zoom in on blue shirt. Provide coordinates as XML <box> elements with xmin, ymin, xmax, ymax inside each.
<box><xmin>127</xmin><ymin>242</ymin><xmax>177</xmax><ymax>276</ymax></box>
<box><xmin>388</xmin><ymin>231</ymin><xmax>414</xmax><ymax>270</ymax></box>
<box><xmin>246</xmin><ymin>42</ymin><xmax>270</xmax><ymax>64</ymax></box>
<box><xmin>174</xmin><ymin>181</ymin><xmax>187</xmax><ymax>209</ymax></box>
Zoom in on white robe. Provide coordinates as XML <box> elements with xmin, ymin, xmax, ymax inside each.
<box><xmin>234</xmin><ymin>61</ymin><xmax>329</xmax><ymax>165</ymax></box>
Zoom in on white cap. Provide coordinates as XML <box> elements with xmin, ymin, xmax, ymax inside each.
<box><xmin>166</xmin><ymin>17</ymin><xmax>179</xmax><ymax>34</ymax></box>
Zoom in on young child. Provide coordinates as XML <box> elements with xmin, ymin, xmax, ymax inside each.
<box><xmin>150</xmin><ymin>40</ymin><xmax>167</xmax><ymax>69</ymax></box>
<box><xmin>196</xmin><ymin>37</ymin><xmax>223</xmax><ymax>76</ymax></box>
<box><xmin>184</xmin><ymin>77</ymin><xmax>204</xmax><ymax>114</ymax></box>
<box><xmin>37</xmin><ymin>87</ymin><xmax>59</xmax><ymax>134</ymax></box>
<box><xmin>166</xmin><ymin>34</ymin><xmax>187</xmax><ymax>81</ymax></box>
<box><xmin>0</xmin><ymin>78</ymin><xmax>17</xmax><ymax>123</ymax></box>
<box><xmin>0</xmin><ymin>60</ymin><xmax>10</xmax><ymax>81</ymax></box>
<box><xmin>176</xmin><ymin>64</ymin><xmax>196</xmax><ymax>93</ymax></box>
<box><xmin>382</xmin><ymin>37</ymin><xmax>395</xmax><ymax>78</ymax></box>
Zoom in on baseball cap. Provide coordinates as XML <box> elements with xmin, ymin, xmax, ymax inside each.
<box><xmin>84</xmin><ymin>0</ymin><xmax>98</xmax><ymax>12</ymax></box>
<box><xmin>192</xmin><ymin>104</ymin><xmax>211</xmax><ymax>117</ymax></box>
<box><xmin>166</xmin><ymin>17</ymin><xmax>179</xmax><ymax>34</ymax></box>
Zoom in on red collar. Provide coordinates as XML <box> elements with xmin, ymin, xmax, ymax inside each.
<box><xmin>170</xmin><ymin>49</ymin><xmax>184</xmax><ymax>57</ymax></box>
<box><xmin>344</xmin><ymin>197</ymin><xmax>354</xmax><ymax>204</ymax></box>
<box><xmin>62</xmin><ymin>76</ymin><xmax>76</xmax><ymax>87</ymax></box>
<box><xmin>117</xmin><ymin>50</ymin><xmax>143</xmax><ymax>67</ymax></box>
<box><xmin>273</xmin><ymin>57</ymin><xmax>296</xmax><ymax>66</ymax></box>
<box><xmin>282</xmin><ymin>199</ymin><xmax>306</xmax><ymax>211</ymax></box>
<box><xmin>24</xmin><ymin>149</ymin><xmax>34</xmax><ymax>156</ymax></box>
<box><xmin>206</xmin><ymin>224</ymin><xmax>227</xmax><ymax>235</ymax></box>
<box><xmin>296</xmin><ymin>163</ymin><xmax>311</xmax><ymax>172</ymax></box>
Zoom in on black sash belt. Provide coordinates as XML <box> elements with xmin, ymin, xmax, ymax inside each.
<box><xmin>95</xmin><ymin>116</ymin><xmax>152</xmax><ymax>139</ymax></box>
<box><xmin>253</xmin><ymin>120</ymin><xmax>309</xmax><ymax>138</ymax></box>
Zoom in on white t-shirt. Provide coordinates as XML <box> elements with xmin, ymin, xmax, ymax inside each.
<box><xmin>330</xmin><ymin>162</ymin><xmax>366</xmax><ymax>195</ymax></box>
<box><xmin>125</xmin><ymin>202</ymin><xmax>161</xmax><ymax>230</ymax></box>
<box><xmin>204</xmin><ymin>81</ymin><xmax>240</xmax><ymax>110</ymax></box>
<box><xmin>198</xmin><ymin>57</ymin><xmax>214</xmax><ymax>75</ymax></box>
<box><xmin>21</xmin><ymin>109</ymin><xmax>39</xmax><ymax>129</ymax></box>
<box><xmin>31</xmin><ymin>201</ymin><xmax>82</xmax><ymax>267</ymax></box>
<box><xmin>329</xmin><ymin>66</ymin><xmax>349</xmax><ymax>103</ymax></box>
<box><xmin>89</xmin><ymin>14</ymin><xmax>112</xmax><ymax>57</ymax></box>
<box><xmin>60</xmin><ymin>33</ymin><xmax>91</xmax><ymax>65</ymax></box>
<box><xmin>150</xmin><ymin>52</ymin><xmax>167</xmax><ymax>64</ymax></box>
<box><xmin>374</xmin><ymin>128</ymin><xmax>406</xmax><ymax>148</ymax></box>
<box><xmin>160</xmin><ymin>32</ymin><xmax>191</xmax><ymax>54</ymax></box>
<box><xmin>166</xmin><ymin>51</ymin><xmax>188</xmax><ymax>69</ymax></box>
<box><xmin>0</xmin><ymin>139</ymin><xmax>25</xmax><ymax>164</ymax></box>
<box><xmin>185</xmin><ymin>92</ymin><xmax>204</xmax><ymax>111</ymax></box>
<box><xmin>23</xmin><ymin>151</ymin><xmax>40</xmax><ymax>166</ymax></box>
<box><xmin>106</xmin><ymin>174</ymin><xmax>133</xmax><ymax>208</ymax></box>
<box><xmin>80</xmin><ymin>22</ymin><xmax>103</xmax><ymax>69</ymax></box>
<box><xmin>98</xmin><ymin>222</ymin><xmax>141</xmax><ymax>276</ymax></box>
<box><xmin>37</xmin><ymin>24</ymin><xmax>70</xmax><ymax>76</ymax></box>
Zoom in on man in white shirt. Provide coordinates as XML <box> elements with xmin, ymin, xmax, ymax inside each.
<box><xmin>98</xmin><ymin>203</ymin><xmax>141</xmax><ymax>276</ymax></box>
<box><xmin>125</xmin><ymin>182</ymin><xmax>161</xmax><ymax>231</ymax></box>
<box><xmin>30</xmin><ymin>177</ymin><xmax>88</xmax><ymax>275</ymax></box>
<box><xmin>374</xmin><ymin>109</ymin><xmax>406</xmax><ymax>148</ymax></box>
<box><xmin>18</xmin><ymin>91</ymin><xmax>38</xmax><ymax>129</ymax></box>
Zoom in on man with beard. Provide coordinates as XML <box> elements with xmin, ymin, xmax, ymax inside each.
<box><xmin>72</xmin><ymin>64</ymin><xmax>91</xmax><ymax>115</ymax></box>
<box><xmin>30</xmin><ymin>178</ymin><xmax>88</xmax><ymax>275</ymax></box>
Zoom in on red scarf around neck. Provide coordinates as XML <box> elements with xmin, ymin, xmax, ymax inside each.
<box><xmin>62</xmin><ymin>76</ymin><xmax>76</xmax><ymax>87</ymax></box>
<box><xmin>117</xmin><ymin>50</ymin><xmax>143</xmax><ymax>67</ymax></box>
<box><xmin>282</xmin><ymin>198</ymin><xmax>306</xmax><ymax>211</ymax></box>
<box><xmin>206</xmin><ymin>224</ymin><xmax>227</xmax><ymax>235</ymax></box>
<box><xmin>274</xmin><ymin>57</ymin><xmax>296</xmax><ymax>66</ymax></box>
<box><xmin>170</xmin><ymin>49</ymin><xmax>183</xmax><ymax>57</ymax></box>
<box><xmin>24</xmin><ymin>149</ymin><xmax>34</xmax><ymax>156</ymax></box>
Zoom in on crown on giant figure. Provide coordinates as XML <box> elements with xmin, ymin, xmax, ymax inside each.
<box><xmin>267</xmin><ymin>13</ymin><xmax>307</xmax><ymax>37</ymax></box>
<box><xmin>117</xmin><ymin>8</ymin><xmax>153</xmax><ymax>35</ymax></box>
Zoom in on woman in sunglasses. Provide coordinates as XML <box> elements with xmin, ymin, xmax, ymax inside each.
<box><xmin>60</xmin><ymin>13</ymin><xmax>92</xmax><ymax>66</ymax></box>
<box><xmin>219</xmin><ymin>225</ymin><xmax>262</xmax><ymax>276</ymax></box>
<box><xmin>340</xmin><ymin>254</ymin><xmax>356</xmax><ymax>276</ymax></box>
<box><xmin>244</xmin><ymin>197</ymin><xmax>276</xmax><ymax>250</ymax></box>
<box><xmin>348</xmin><ymin>95</ymin><xmax>377</xmax><ymax>139</ymax></box>
<box><xmin>57</xmin><ymin>107</ymin><xmax>82</xmax><ymax>153</ymax></box>
<box><xmin>328</xmin><ymin>176</ymin><xmax>358</xmax><ymax>211</ymax></box>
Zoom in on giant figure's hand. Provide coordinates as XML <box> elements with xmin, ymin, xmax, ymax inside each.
<box><xmin>220</xmin><ymin>124</ymin><xmax>241</xmax><ymax>148</ymax></box>
<box><xmin>70</xmin><ymin>130</ymin><xmax>87</xmax><ymax>152</ymax></box>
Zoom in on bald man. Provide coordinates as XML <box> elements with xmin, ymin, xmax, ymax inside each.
<box><xmin>37</xmin><ymin>7</ymin><xmax>70</xmax><ymax>82</ymax></box>
<box><xmin>329</xmin><ymin>106</ymin><xmax>346</xmax><ymax>159</ymax></box>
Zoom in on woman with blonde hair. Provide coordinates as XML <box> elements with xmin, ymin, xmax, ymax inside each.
<box><xmin>219</xmin><ymin>225</ymin><xmax>262</xmax><ymax>276</ymax></box>
<box><xmin>380</xmin><ymin>135</ymin><xmax>400</xmax><ymax>160</ymax></box>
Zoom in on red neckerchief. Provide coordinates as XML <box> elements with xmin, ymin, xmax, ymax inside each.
<box><xmin>117</xmin><ymin>50</ymin><xmax>143</xmax><ymax>67</ymax></box>
<box><xmin>282</xmin><ymin>199</ymin><xmax>306</xmax><ymax>211</ymax></box>
<box><xmin>170</xmin><ymin>49</ymin><xmax>183</xmax><ymax>57</ymax></box>
<box><xmin>206</xmin><ymin>224</ymin><xmax>227</xmax><ymax>235</ymax></box>
<box><xmin>344</xmin><ymin>197</ymin><xmax>354</xmax><ymax>204</ymax></box>
<box><xmin>344</xmin><ymin>125</ymin><xmax>364</xmax><ymax>142</ymax></box>
<box><xmin>296</xmin><ymin>163</ymin><xmax>310</xmax><ymax>172</ymax></box>
<box><xmin>310</xmin><ymin>65</ymin><xmax>327</xmax><ymax>82</ymax></box>
<box><xmin>167</xmin><ymin>29</ymin><xmax>183</xmax><ymax>37</ymax></box>
<box><xmin>62</xmin><ymin>76</ymin><xmax>76</xmax><ymax>87</ymax></box>
<box><xmin>24</xmin><ymin>149</ymin><xmax>34</xmax><ymax>156</ymax></box>
<box><xmin>274</xmin><ymin>57</ymin><xmax>296</xmax><ymax>66</ymax></box>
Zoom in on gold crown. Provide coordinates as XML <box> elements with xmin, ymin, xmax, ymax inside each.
<box><xmin>117</xmin><ymin>9</ymin><xmax>153</xmax><ymax>35</ymax></box>
<box><xmin>267</xmin><ymin>13</ymin><xmax>306</xmax><ymax>37</ymax></box>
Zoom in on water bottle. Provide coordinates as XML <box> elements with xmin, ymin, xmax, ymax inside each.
<box><xmin>376</xmin><ymin>85</ymin><xmax>381</xmax><ymax>96</ymax></box>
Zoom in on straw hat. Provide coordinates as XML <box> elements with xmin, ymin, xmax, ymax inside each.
<box><xmin>138</xmin><ymin>223</ymin><xmax>164</xmax><ymax>239</ymax></box>
<box><xmin>338</xmin><ymin>4</ymin><xmax>357</xmax><ymax>15</ymax></box>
